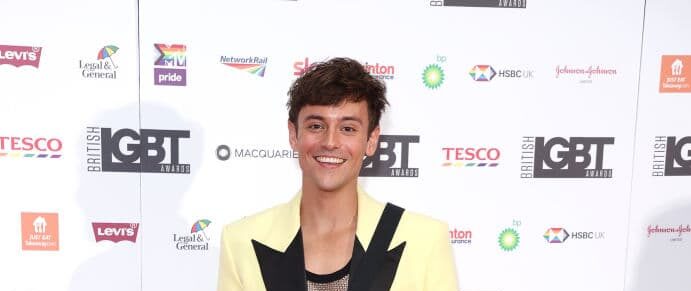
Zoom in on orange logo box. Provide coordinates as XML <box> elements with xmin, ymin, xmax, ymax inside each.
<box><xmin>660</xmin><ymin>55</ymin><xmax>691</xmax><ymax>93</ymax></box>
<box><xmin>21</xmin><ymin>212</ymin><xmax>59</xmax><ymax>251</ymax></box>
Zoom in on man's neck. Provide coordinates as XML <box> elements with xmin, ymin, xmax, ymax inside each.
<box><xmin>300</xmin><ymin>183</ymin><xmax>358</xmax><ymax>234</ymax></box>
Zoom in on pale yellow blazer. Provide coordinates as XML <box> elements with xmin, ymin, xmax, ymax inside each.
<box><xmin>217</xmin><ymin>188</ymin><xmax>459</xmax><ymax>291</ymax></box>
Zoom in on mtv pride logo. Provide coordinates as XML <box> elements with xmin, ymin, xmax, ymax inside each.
<box><xmin>92</xmin><ymin>222</ymin><xmax>139</xmax><ymax>243</ymax></box>
<box><xmin>154</xmin><ymin>43</ymin><xmax>186</xmax><ymax>86</ymax></box>
<box><xmin>0</xmin><ymin>45</ymin><xmax>42</xmax><ymax>68</ymax></box>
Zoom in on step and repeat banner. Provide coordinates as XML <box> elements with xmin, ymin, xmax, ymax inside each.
<box><xmin>1</xmin><ymin>0</ymin><xmax>689</xmax><ymax>291</ymax></box>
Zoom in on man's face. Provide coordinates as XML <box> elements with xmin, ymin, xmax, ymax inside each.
<box><xmin>289</xmin><ymin>100</ymin><xmax>380</xmax><ymax>193</ymax></box>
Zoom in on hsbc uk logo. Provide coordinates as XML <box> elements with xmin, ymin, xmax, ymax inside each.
<box><xmin>469</xmin><ymin>65</ymin><xmax>533</xmax><ymax>81</ymax></box>
<box><xmin>651</xmin><ymin>136</ymin><xmax>691</xmax><ymax>176</ymax></box>
<box><xmin>544</xmin><ymin>227</ymin><xmax>605</xmax><ymax>243</ymax></box>
<box><xmin>520</xmin><ymin>136</ymin><xmax>614</xmax><ymax>178</ymax></box>
<box><xmin>360</xmin><ymin>135</ymin><xmax>419</xmax><ymax>177</ymax></box>
<box><xmin>85</xmin><ymin>127</ymin><xmax>191</xmax><ymax>174</ymax></box>
<box><xmin>92</xmin><ymin>222</ymin><xmax>139</xmax><ymax>243</ymax></box>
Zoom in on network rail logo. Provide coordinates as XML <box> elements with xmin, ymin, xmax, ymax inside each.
<box><xmin>220</xmin><ymin>55</ymin><xmax>268</xmax><ymax>77</ymax></box>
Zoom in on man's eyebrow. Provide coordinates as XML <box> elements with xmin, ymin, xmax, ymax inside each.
<box><xmin>302</xmin><ymin>115</ymin><xmax>364</xmax><ymax>124</ymax></box>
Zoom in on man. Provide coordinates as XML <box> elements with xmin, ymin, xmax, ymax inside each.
<box><xmin>217</xmin><ymin>58</ymin><xmax>458</xmax><ymax>291</ymax></box>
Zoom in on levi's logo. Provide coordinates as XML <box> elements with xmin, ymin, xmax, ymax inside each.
<box><xmin>0</xmin><ymin>45</ymin><xmax>42</xmax><ymax>68</ymax></box>
<box><xmin>92</xmin><ymin>222</ymin><xmax>139</xmax><ymax>243</ymax></box>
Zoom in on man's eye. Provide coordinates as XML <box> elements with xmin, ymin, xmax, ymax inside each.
<box><xmin>342</xmin><ymin>126</ymin><xmax>356</xmax><ymax>132</ymax></box>
<box><xmin>307</xmin><ymin>124</ymin><xmax>323</xmax><ymax>130</ymax></box>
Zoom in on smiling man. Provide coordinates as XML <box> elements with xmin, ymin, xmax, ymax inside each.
<box><xmin>217</xmin><ymin>58</ymin><xmax>458</xmax><ymax>291</ymax></box>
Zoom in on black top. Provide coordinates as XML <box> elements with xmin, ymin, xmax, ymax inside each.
<box><xmin>306</xmin><ymin>261</ymin><xmax>351</xmax><ymax>283</ymax></box>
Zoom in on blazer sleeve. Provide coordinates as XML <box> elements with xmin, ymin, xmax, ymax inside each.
<box><xmin>423</xmin><ymin>222</ymin><xmax>459</xmax><ymax>291</ymax></box>
<box><xmin>217</xmin><ymin>226</ymin><xmax>243</xmax><ymax>291</ymax></box>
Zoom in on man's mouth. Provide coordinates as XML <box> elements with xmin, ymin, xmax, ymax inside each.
<box><xmin>315</xmin><ymin>156</ymin><xmax>346</xmax><ymax>164</ymax></box>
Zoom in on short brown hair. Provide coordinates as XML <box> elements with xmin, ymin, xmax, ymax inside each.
<box><xmin>287</xmin><ymin>57</ymin><xmax>388</xmax><ymax>135</ymax></box>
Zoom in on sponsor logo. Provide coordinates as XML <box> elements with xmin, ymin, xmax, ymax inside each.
<box><xmin>544</xmin><ymin>227</ymin><xmax>605</xmax><ymax>243</ymax></box>
<box><xmin>520</xmin><ymin>136</ymin><xmax>615</xmax><ymax>178</ymax></box>
<box><xmin>660</xmin><ymin>55</ymin><xmax>691</xmax><ymax>93</ymax></box>
<box><xmin>293</xmin><ymin>57</ymin><xmax>315</xmax><ymax>76</ymax></box>
<box><xmin>85</xmin><ymin>127</ymin><xmax>191</xmax><ymax>174</ymax></box>
<box><xmin>364</xmin><ymin>62</ymin><xmax>395</xmax><ymax>80</ymax></box>
<box><xmin>220</xmin><ymin>55</ymin><xmax>268</xmax><ymax>77</ymax></box>
<box><xmin>422</xmin><ymin>55</ymin><xmax>446</xmax><ymax>89</ymax></box>
<box><xmin>92</xmin><ymin>222</ymin><xmax>139</xmax><ymax>243</ymax></box>
<box><xmin>555</xmin><ymin>65</ymin><xmax>617</xmax><ymax>83</ymax></box>
<box><xmin>21</xmin><ymin>212</ymin><xmax>59</xmax><ymax>251</ymax></box>
<box><xmin>469</xmin><ymin>65</ymin><xmax>533</xmax><ymax>81</ymax></box>
<box><xmin>79</xmin><ymin>45</ymin><xmax>119</xmax><ymax>79</ymax></box>
<box><xmin>652</xmin><ymin>136</ymin><xmax>691</xmax><ymax>176</ymax></box>
<box><xmin>430</xmin><ymin>0</ymin><xmax>526</xmax><ymax>8</ymax></box>
<box><xmin>360</xmin><ymin>135</ymin><xmax>419</xmax><ymax>177</ymax></box>
<box><xmin>0</xmin><ymin>45</ymin><xmax>42</xmax><ymax>68</ymax></box>
<box><xmin>0</xmin><ymin>136</ymin><xmax>62</xmax><ymax>159</ymax></box>
<box><xmin>216</xmin><ymin>145</ymin><xmax>298</xmax><ymax>160</ymax></box>
<box><xmin>499</xmin><ymin>219</ymin><xmax>522</xmax><ymax>251</ymax></box>
<box><xmin>442</xmin><ymin>147</ymin><xmax>500</xmax><ymax>167</ymax></box>
<box><xmin>647</xmin><ymin>224</ymin><xmax>690</xmax><ymax>242</ymax></box>
<box><xmin>154</xmin><ymin>43</ymin><xmax>186</xmax><ymax>86</ymax></box>
<box><xmin>449</xmin><ymin>228</ymin><xmax>472</xmax><ymax>245</ymax></box>
<box><xmin>173</xmin><ymin>219</ymin><xmax>211</xmax><ymax>251</ymax></box>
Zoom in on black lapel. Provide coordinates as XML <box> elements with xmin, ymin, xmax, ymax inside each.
<box><xmin>349</xmin><ymin>203</ymin><xmax>406</xmax><ymax>291</ymax></box>
<box><xmin>252</xmin><ymin>230</ymin><xmax>307</xmax><ymax>291</ymax></box>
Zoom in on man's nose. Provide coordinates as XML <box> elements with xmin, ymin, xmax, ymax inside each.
<box><xmin>322</xmin><ymin>127</ymin><xmax>340</xmax><ymax>149</ymax></box>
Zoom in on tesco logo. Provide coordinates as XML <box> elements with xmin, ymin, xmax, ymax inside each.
<box><xmin>0</xmin><ymin>136</ymin><xmax>63</xmax><ymax>152</ymax></box>
<box><xmin>443</xmin><ymin>147</ymin><xmax>500</xmax><ymax>161</ymax></box>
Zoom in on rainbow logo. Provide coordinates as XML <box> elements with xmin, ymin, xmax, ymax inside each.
<box><xmin>469</xmin><ymin>65</ymin><xmax>496</xmax><ymax>81</ymax></box>
<box><xmin>220</xmin><ymin>56</ymin><xmax>268</xmax><ymax>77</ymax></box>
<box><xmin>155</xmin><ymin>44</ymin><xmax>187</xmax><ymax>67</ymax></box>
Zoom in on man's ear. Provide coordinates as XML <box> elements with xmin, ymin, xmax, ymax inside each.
<box><xmin>365</xmin><ymin>126</ymin><xmax>381</xmax><ymax>156</ymax></box>
<box><xmin>288</xmin><ymin>120</ymin><xmax>298</xmax><ymax>151</ymax></box>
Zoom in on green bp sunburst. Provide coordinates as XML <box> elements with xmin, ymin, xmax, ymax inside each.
<box><xmin>498</xmin><ymin>228</ymin><xmax>520</xmax><ymax>251</ymax></box>
<box><xmin>422</xmin><ymin>64</ymin><xmax>444</xmax><ymax>89</ymax></box>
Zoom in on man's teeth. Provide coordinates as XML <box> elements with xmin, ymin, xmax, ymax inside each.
<box><xmin>316</xmin><ymin>156</ymin><xmax>345</xmax><ymax>164</ymax></box>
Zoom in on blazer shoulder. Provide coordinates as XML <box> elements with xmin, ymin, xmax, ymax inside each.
<box><xmin>221</xmin><ymin>202</ymin><xmax>289</xmax><ymax>243</ymax></box>
<box><xmin>395</xmin><ymin>207</ymin><xmax>449</xmax><ymax>244</ymax></box>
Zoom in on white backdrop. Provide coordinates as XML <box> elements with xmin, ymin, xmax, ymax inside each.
<box><xmin>1</xmin><ymin>0</ymin><xmax>690</xmax><ymax>291</ymax></box>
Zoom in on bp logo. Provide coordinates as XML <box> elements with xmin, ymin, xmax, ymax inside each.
<box><xmin>422</xmin><ymin>63</ymin><xmax>445</xmax><ymax>89</ymax></box>
<box><xmin>498</xmin><ymin>228</ymin><xmax>520</xmax><ymax>251</ymax></box>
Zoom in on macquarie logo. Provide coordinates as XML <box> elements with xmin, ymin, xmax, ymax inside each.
<box><xmin>555</xmin><ymin>65</ymin><xmax>617</xmax><ymax>84</ymax></box>
<box><xmin>154</xmin><ymin>43</ymin><xmax>186</xmax><ymax>86</ymax></box>
<box><xmin>79</xmin><ymin>45</ymin><xmax>119</xmax><ymax>79</ymax></box>
<box><xmin>659</xmin><ymin>55</ymin><xmax>691</xmax><ymax>93</ymax></box>
<box><xmin>92</xmin><ymin>222</ymin><xmax>139</xmax><ymax>243</ymax></box>
<box><xmin>0</xmin><ymin>45</ymin><xmax>42</xmax><ymax>68</ymax></box>
<box><xmin>469</xmin><ymin>65</ymin><xmax>534</xmax><ymax>81</ymax></box>
<box><xmin>520</xmin><ymin>136</ymin><xmax>615</xmax><ymax>178</ymax></box>
<box><xmin>360</xmin><ymin>135</ymin><xmax>419</xmax><ymax>178</ymax></box>
<box><xmin>220</xmin><ymin>55</ymin><xmax>268</xmax><ymax>77</ymax></box>
<box><xmin>21</xmin><ymin>212</ymin><xmax>59</xmax><ymax>251</ymax></box>
<box><xmin>216</xmin><ymin>144</ymin><xmax>298</xmax><ymax>160</ymax></box>
<box><xmin>430</xmin><ymin>0</ymin><xmax>526</xmax><ymax>8</ymax></box>
<box><xmin>652</xmin><ymin>136</ymin><xmax>691</xmax><ymax>176</ymax></box>
<box><xmin>85</xmin><ymin>127</ymin><xmax>191</xmax><ymax>174</ymax></box>
<box><xmin>442</xmin><ymin>147</ymin><xmax>500</xmax><ymax>167</ymax></box>
<box><xmin>449</xmin><ymin>228</ymin><xmax>472</xmax><ymax>245</ymax></box>
<box><xmin>0</xmin><ymin>136</ymin><xmax>62</xmax><ymax>159</ymax></box>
